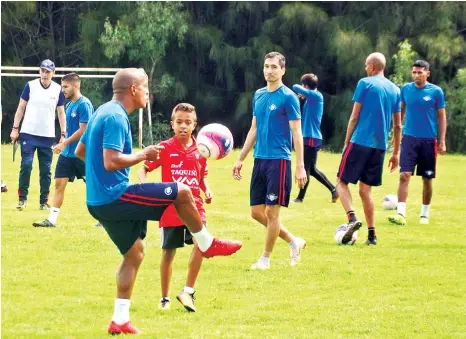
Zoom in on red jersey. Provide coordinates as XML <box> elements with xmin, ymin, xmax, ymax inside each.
<box><xmin>144</xmin><ymin>136</ymin><xmax>208</xmax><ymax>227</ymax></box>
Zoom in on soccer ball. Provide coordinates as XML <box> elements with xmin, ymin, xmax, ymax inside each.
<box><xmin>334</xmin><ymin>224</ymin><xmax>358</xmax><ymax>245</ymax></box>
<box><xmin>383</xmin><ymin>194</ymin><xmax>398</xmax><ymax>210</ymax></box>
<box><xmin>196</xmin><ymin>123</ymin><xmax>234</xmax><ymax>160</ymax></box>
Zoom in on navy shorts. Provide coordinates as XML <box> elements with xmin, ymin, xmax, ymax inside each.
<box><xmin>54</xmin><ymin>155</ymin><xmax>85</xmax><ymax>182</ymax></box>
<box><xmin>400</xmin><ymin>135</ymin><xmax>437</xmax><ymax>178</ymax></box>
<box><xmin>337</xmin><ymin>143</ymin><xmax>385</xmax><ymax>186</ymax></box>
<box><xmin>250</xmin><ymin>159</ymin><xmax>291</xmax><ymax>207</ymax></box>
<box><xmin>87</xmin><ymin>183</ymin><xmax>178</xmax><ymax>255</ymax></box>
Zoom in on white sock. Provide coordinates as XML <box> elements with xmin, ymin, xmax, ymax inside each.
<box><xmin>48</xmin><ymin>207</ymin><xmax>60</xmax><ymax>225</ymax></box>
<box><xmin>112</xmin><ymin>298</ymin><xmax>131</xmax><ymax>325</ymax></box>
<box><xmin>183</xmin><ymin>286</ymin><xmax>195</xmax><ymax>294</ymax></box>
<box><xmin>421</xmin><ymin>204</ymin><xmax>430</xmax><ymax>218</ymax></box>
<box><xmin>288</xmin><ymin>237</ymin><xmax>297</xmax><ymax>248</ymax></box>
<box><xmin>161</xmin><ymin>296</ymin><xmax>170</xmax><ymax>301</ymax></box>
<box><xmin>259</xmin><ymin>256</ymin><xmax>270</xmax><ymax>265</ymax></box>
<box><xmin>397</xmin><ymin>202</ymin><xmax>406</xmax><ymax>217</ymax></box>
<box><xmin>192</xmin><ymin>226</ymin><xmax>214</xmax><ymax>252</ymax></box>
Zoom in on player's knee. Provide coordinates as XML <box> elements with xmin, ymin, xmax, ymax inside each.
<box><xmin>308</xmin><ymin>166</ymin><xmax>318</xmax><ymax>176</ymax></box>
<box><xmin>250</xmin><ymin>209</ymin><xmax>262</xmax><ymax>221</ymax></box>
<box><xmin>400</xmin><ymin>172</ymin><xmax>411</xmax><ymax>184</ymax></box>
<box><xmin>175</xmin><ymin>183</ymin><xmax>194</xmax><ymax>203</ymax></box>
<box><xmin>358</xmin><ymin>187</ymin><xmax>371</xmax><ymax>200</ymax></box>
<box><xmin>125</xmin><ymin>239</ymin><xmax>145</xmax><ymax>263</ymax></box>
<box><xmin>264</xmin><ymin>206</ymin><xmax>279</xmax><ymax>221</ymax></box>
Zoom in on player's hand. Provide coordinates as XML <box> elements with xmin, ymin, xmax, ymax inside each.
<box><xmin>10</xmin><ymin>129</ymin><xmax>19</xmax><ymax>142</ymax></box>
<box><xmin>59</xmin><ymin>136</ymin><xmax>66</xmax><ymax>144</ymax></box>
<box><xmin>144</xmin><ymin>144</ymin><xmax>164</xmax><ymax>161</ymax></box>
<box><xmin>388</xmin><ymin>154</ymin><xmax>399</xmax><ymax>173</ymax></box>
<box><xmin>53</xmin><ymin>142</ymin><xmax>65</xmax><ymax>154</ymax></box>
<box><xmin>232</xmin><ymin>160</ymin><xmax>243</xmax><ymax>180</ymax></box>
<box><xmin>298</xmin><ymin>94</ymin><xmax>305</xmax><ymax>100</ymax></box>
<box><xmin>295</xmin><ymin>165</ymin><xmax>307</xmax><ymax>189</ymax></box>
<box><xmin>204</xmin><ymin>189</ymin><xmax>213</xmax><ymax>204</ymax></box>
<box><xmin>438</xmin><ymin>141</ymin><xmax>446</xmax><ymax>155</ymax></box>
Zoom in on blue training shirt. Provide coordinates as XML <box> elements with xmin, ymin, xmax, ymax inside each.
<box><xmin>351</xmin><ymin>75</ymin><xmax>401</xmax><ymax>150</ymax></box>
<box><xmin>401</xmin><ymin>82</ymin><xmax>445</xmax><ymax>139</ymax></box>
<box><xmin>253</xmin><ymin>85</ymin><xmax>301</xmax><ymax>160</ymax></box>
<box><xmin>292</xmin><ymin>85</ymin><xmax>323</xmax><ymax>140</ymax></box>
<box><xmin>61</xmin><ymin>95</ymin><xmax>94</xmax><ymax>158</ymax></box>
<box><xmin>80</xmin><ymin>101</ymin><xmax>132</xmax><ymax>206</ymax></box>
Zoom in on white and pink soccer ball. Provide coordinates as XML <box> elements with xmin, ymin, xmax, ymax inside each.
<box><xmin>196</xmin><ymin>123</ymin><xmax>234</xmax><ymax>160</ymax></box>
<box><xmin>334</xmin><ymin>224</ymin><xmax>358</xmax><ymax>245</ymax></box>
<box><xmin>383</xmin><ymin>194</ymin><xmax>398</xmax><ymax>210</ymax></box>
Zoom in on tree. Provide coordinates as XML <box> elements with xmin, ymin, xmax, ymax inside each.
<box><xmin>390</xmin><ymin>39</ymin><xmax>417</xmax><ymax>87</ymax></box>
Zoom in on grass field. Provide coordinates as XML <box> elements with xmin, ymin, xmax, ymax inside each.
<box><xmin>1</xmin><ymin>145</ymin><xmax>466</xmax><ymax>338</ymax></box>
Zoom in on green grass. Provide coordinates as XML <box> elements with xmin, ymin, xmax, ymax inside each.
<box><xmin>1</xmin><ymin>145</ymin><xmax>466</xmax><ymax>338</ymax></box>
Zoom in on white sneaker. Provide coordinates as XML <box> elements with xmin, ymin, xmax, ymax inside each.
<box><xmin>290</xmin><ymin>237</ymin><xmax>307</xmax><ymax>266</ymax></box>
<box><xmin>158</xmin><ymin>298</ymin><xmax>171</xmax><ymax>310</ymax></box>
<box><xmin>251</xmin><ymin>259</ymin><xmax>270</xmax><ymax>270</ymax></box>
<box><xmin>419</xmin><ymin>217</ymin><xmax>429</xmax><ymax>225</ymax></box>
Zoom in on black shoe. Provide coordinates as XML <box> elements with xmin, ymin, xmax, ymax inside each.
<box><xmin>331</xmin><ymin>190</ymin><xmax>339</xmax><ymax>203</ymax></box>
<box><xmin>292</xmin><ymin>198</ymin><xmax>303</xmax><ymax>203</ymax></box>
<box><xmin>365</xmin><ymin>237</ymin><xmax>377</xmax><ymax>245</ymax></box>
<box><xmin>341</xmin><ymin>220</ymin><xmax>362</xmax><ymax>244</ymax></box>
<box><xmin>1</xmin><ymin>184</ymin><xmax>8</xmax><ymax>193</ymax></box>
<box><xmin>33</xmin><ymin>219</ymin><xmax>56</xmax><ymax>228</ymax></box>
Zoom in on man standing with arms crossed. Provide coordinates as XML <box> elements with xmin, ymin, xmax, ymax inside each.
<box><xmin>75</xmin><ymin>68</ymin><xmax>242</xmax><ymax>334</ymax></box>
<box><xmin>10</xmin><ymin>59</ymin><xmax>66</xmax><ymax>210</ymax></box>
<box><xmin>337</xmin><ymin>52</ymin><xmax>402</xmax><ymax>245</ymax></box>
<box><xmin>388</xmin><ymin>60</ymin><xmax>447</xmax><ymax>226</ymax></box>
<box><xmin>233</xmin><ymin>52</ymin><xmax>307</xmax><ymax>269</ymax></box>
<box><xmin>33</xmin><ymin>73</ymin><xmax>94</xmax><ymax>227</ymax></box>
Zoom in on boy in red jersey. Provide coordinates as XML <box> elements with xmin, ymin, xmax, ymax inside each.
<box><xmin>139</xmin><ymin>103</ymin><xmax>211</xmax><ymax>312</ymax></box>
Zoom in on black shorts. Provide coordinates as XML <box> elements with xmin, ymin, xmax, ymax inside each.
<box><xmin>160</xmin><ymin>221</ymin><xmax>207</xmax><ymax>249</ymax></box>
<box><xmin>337</xmin><ymin>142</ymin><xmax>385</xmax><ymax>186</ymax></box>
<box><xmin>54</xmin><ymin>155</ymin><xmax>85</xmax><ymax>182</ymax></box>
<box><xmin>87</xmin><ymin>183</ymin><xmax>178</xmax><ymax>255</ymax></box>
<box><xmin>399</xmin><ymin>135</ymin><xmax>437</xmax><ymax>178</ymax></box>
<box><xmin>250</xmin><ymin>159</ymin><xmax>291</xmax><ymax>207</ymax></box>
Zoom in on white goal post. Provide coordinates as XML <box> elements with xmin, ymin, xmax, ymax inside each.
<box><xmin>0</xmin><ymin>66</ymin><xmax>150</xmax><ymax>148</ymax></box>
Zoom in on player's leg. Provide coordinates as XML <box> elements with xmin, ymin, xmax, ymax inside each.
<box><xmin>250</xmin><ymin>204</ymin><xmax>298</xmax><ymax>243</ymax></box>
<box><xmin>1</xmin><ymin>179</ymin><xmax>8</xmax><ymax>192</ymax></box>
<box><xmin>294</xmin><ymin>145</ymin><xmax>312</xmax><ymax>202</ymax></box>
<box><xmin>160</xmin><ymin>246</ymin><xmax>176</xmax><ymax>310</ymax></box>
<box><xmin>37</xmin><ymin>145</ymin><xmax>53</xmax><ymax>209</ymax></box>
<box><xmin>308</xmin><ymin>147</ymin><xmax>337</xmax><ymax>202</ymax></box>
<box><xmin>418</xmin><ymin>138</ymin><xmax>437</xmax><ymax>224</ymax></box>
<box><xmin>17</xmin><ymin>141</ymin><xmax>36</xmax><ymax>210</ymax></box>
<box><xmin>32</xmin><ymin>177</ymin><xmax>68</xmax><ymax>227</ymax></box>
<box><xmin>359</xmin><ymin>182</ymin><xmax>376</xmax><ymax>245</ymax></box>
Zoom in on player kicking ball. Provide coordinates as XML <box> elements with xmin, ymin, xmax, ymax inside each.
<box><xmin>139</xmin><ymin>103</ymin><xmax>210</xmax><ymax>313</ymax></box>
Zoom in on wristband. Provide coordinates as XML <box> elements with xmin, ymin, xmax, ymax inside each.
<box><xmin>12</xmin><ymin>126</ymin><xmax>19</xmax><ymax>130</ymax></box>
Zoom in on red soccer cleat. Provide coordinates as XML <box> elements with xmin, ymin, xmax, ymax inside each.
<box><xmin>199</xmin><ymin>238</ymin><xmax>242</xmax><ymax>258</ymax></box>
<box><xmin>108</xmin><ymin>321</ymin><xmax>141</xmax><ymax>335</ymax></box>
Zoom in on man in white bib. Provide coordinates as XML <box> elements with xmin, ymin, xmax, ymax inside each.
<box><xmin>10</xmin><ymin>59</ymin><xmax>66</xmax><ymax>210</ymax></box>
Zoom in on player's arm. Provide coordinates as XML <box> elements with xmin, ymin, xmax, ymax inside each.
<box><xmin>437</xmin><ymin>108</ymin><xmax>447</xmax><ymax>154</ymax></box>
<box><xmin>388</xmin><ymin>111</ymin><xmax>402</xmax><ymax>172</ymax></box>
<box><xmin>138</xmin><ymin>166</ymin><xmax>150</xmax><ymax>183</ymax></box>
<box><xmin>56</xmin><ymin>105</ymin><xmax>66</xmax><ymax>143</ymax></box>
<box><xmin>200</xmin><ymin>177</ymin><xmax>213</xmax><ymax>204</ymax></box>
<box><xmin>10</xmin><ymin>98</ymin><xmax>28</xmax><ymax>142</ymax></box>
<box><xmin>75</xmin><ymin>141</ymin><xmax>86</xmax><ymax>161</ymax></box>
<box><xmin>292</xmin><ymin>84</ymin><xmax>317</xmax><ymax>100</ymax></box>
<box><xmin>343</xmin><ymin>102</ymin><xmax>362</xmax><ymax>149</ymax></box>
<box><xmin>400</xmin><ymin>102</ymin><xmax>406</xmax><ymax>124</ymax></box>
<box><xmin>53</xmin><ymin>122</ymin><xmax>87</xmax><ymax>154</ymax></box>
<box><xmin>290</xmin><ymin>119</ymin><xmax>307</xmax><ymax>188</ymax></box>
<box><xmin>233</xmin><ymin>117</ymin><xmax>257</xmax><ymax>180</ymax></box>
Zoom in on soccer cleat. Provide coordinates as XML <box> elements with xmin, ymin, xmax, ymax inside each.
<box><xmin>1</xmin><ymin>183</ymin><xmax>8</xmax><ymax>193</ymax></box>
<box><xmin>388</xmin><ymin>213</ymin><xmax>406</xmax><ymax>226</ymax></box>
<box><xmin>40</xmin><ymin>203</ymin><xmax>50</xmax><ymax>211</ymax></box>
<box><xmin>158</xmin><ymin>298</ymin><xmax>171</xmax><ymax>310</ymax></box>
<box><xmin>365</xmin><ymin>237</ymin><xmax>377</xmax><ymax>245</ymax></box>
<box><xmin>250</xmin><ymin>260</ymin><xmax>270</xmax><ymax>270</ymax></box>
<box><xmin>199</xmin><ymin>238</ymin><xmax>242</xmax><ymax>258</ymax></box>
<box><xmin>331</xmin><ymin>190</ymin><xmax>339</xmax><ymax>203</ymax></box>
<box><xmin>341</xmin><ymin>220</ymin><xmax>362</xmax><ymax>244</ymax></box>
<box><xmin>108</xmin><ymin>321</ymin><xmax>141</xmax><ymax>335</ymax></box>
<box><xmin>419</xmin><ymin>216</ymin><xmax>429</xmax><ymax>225</ymax></box>
<box><xmin>33</xmin><ymin>219</ymin><xmax>56</xmax><ymax>228</ymax></box>
<box><xmin>292</xmin><ymin>198</ymin><xmax>303</xmax><ymax>203</ymax></box>
<box><xmin>290</xmin><ymin>237</ymin><xmax>307</xmax><ymax>266</ymax></box>
<box><xmin>16</xmin><ymin>200</ymin><xmax>27</xmax><ymax>211</ymax></box>
<box><xmin>177</xmin><ymin>291</ymin><xmax>196</xmax><ymax>312</ymax></box>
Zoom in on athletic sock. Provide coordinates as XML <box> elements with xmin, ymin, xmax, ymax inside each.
<box><xmin>183</xmin><ymin>286</ymin><xmax>195</xmax><ymax>294</ymax></box>
<box><xmin>259</xmin><ymin>256</ymin><xmax>270</xmax><ymax>265</ymax></box>
<box><xmin>421</xmin><ymin>204</ymin><xmax>430</xmax><ymax>218</ymax></box>
<box><xmin>112</xmin><ymin>298</ymin><xmax>131</xmax><ymax>325</ymax></box>
<box><xmin>191</xmin><ymin>226</ymin><xmax>214</xmax><ymax>252</ymax></box>
<box><xmin>161</xmin><ymin>297</ymin><xmax>171</xmax><ymax>301</ymax></box>
<box><xmin>48</xmin><ymin>207</ymin><xmax>60</xmax><ymax>225</ymax></box>
<box><xmin>288</xmin><ymin>237</ymin><xmax>297</xmax><ymax>248</ymax></box>
<box><xmin>397</xmin><ymin>202</ymin><xmax>406</xmax><ymax>217</ymax></box>
<box><xmin>368</xmin><ymin>227</ymin><xmax>376</xmax><ymax>239</ymax></box>
<box><xmin>346</xmin><ymin>210</ymin><xmax>357</xmax><ymax>223</ymax></box>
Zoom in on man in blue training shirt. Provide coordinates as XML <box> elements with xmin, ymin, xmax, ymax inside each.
<box><xmin>74</xmin><ymin>68</ymin><xmax>242</xmax><ymax>335</ymax></box>
<box><xmin>233</xmin><ymin>52</ymin><xmax>307</xmax><ymax>269</ymax></box>
<box><xmin>33</xmin><ymin>73</ymin><xmax>94</xmax><ymax>227</ymax></box>
<box><xmin>388</xmin><ymin>60</ymin><xmax>447</xmax><ymax>226</ymax></box>
<box><xmin>292</xmin><ymin>73</ymin><xmax>337</xmax><ymax>204</ymax></box>
<box><xmin>9</xmin><ymin>59</ymin><xmax>66</xmax><ymax>210</ymax></box>
<box><xmin>337</xmin><ymin>52</ymin><xmax>402</xmax><ymax>245</ymax></box>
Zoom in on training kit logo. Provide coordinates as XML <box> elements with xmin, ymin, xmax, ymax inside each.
<box><xmin>423</xmin><ymin>96</ymin><xmax>432</xmax><ymax>102</ymax></box>
<box><xmin>164</xmin><ymin>187</ymin><xmax>173</xmax><ymax>195</ymax></box>
<box><xmin>267</xmin><ymin>193</ymin><xmax>278</xmax><ymax>202</ymax></box>
<box><xmin>71</xmin><ymin>112</ymin><xmax>77</xmax><ymax>118</ymax></box>
<box><xmin>171</xmin><ymin>161</ymin><xmax>184</xmax><ymax>169</ymax></box>
<box><xmin>425</xmin><ymin>170</ymin><xmax>434</xmax><ymax>176</ymax></box>
<box><xmin>269</xmin><ymin>104</ymin><xmax>277</xmax><ymax>111</ymax></box>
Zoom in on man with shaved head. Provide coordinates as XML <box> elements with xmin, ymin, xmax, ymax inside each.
<box><xmin>336</xmin><ymin>53</ymin><xmax>402</xmax><ymax>245</ymax></box>
<box><xmin>75</xmin><ymin>68</ymin><xmax>242</xmax><ymax>335</ymax></box>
